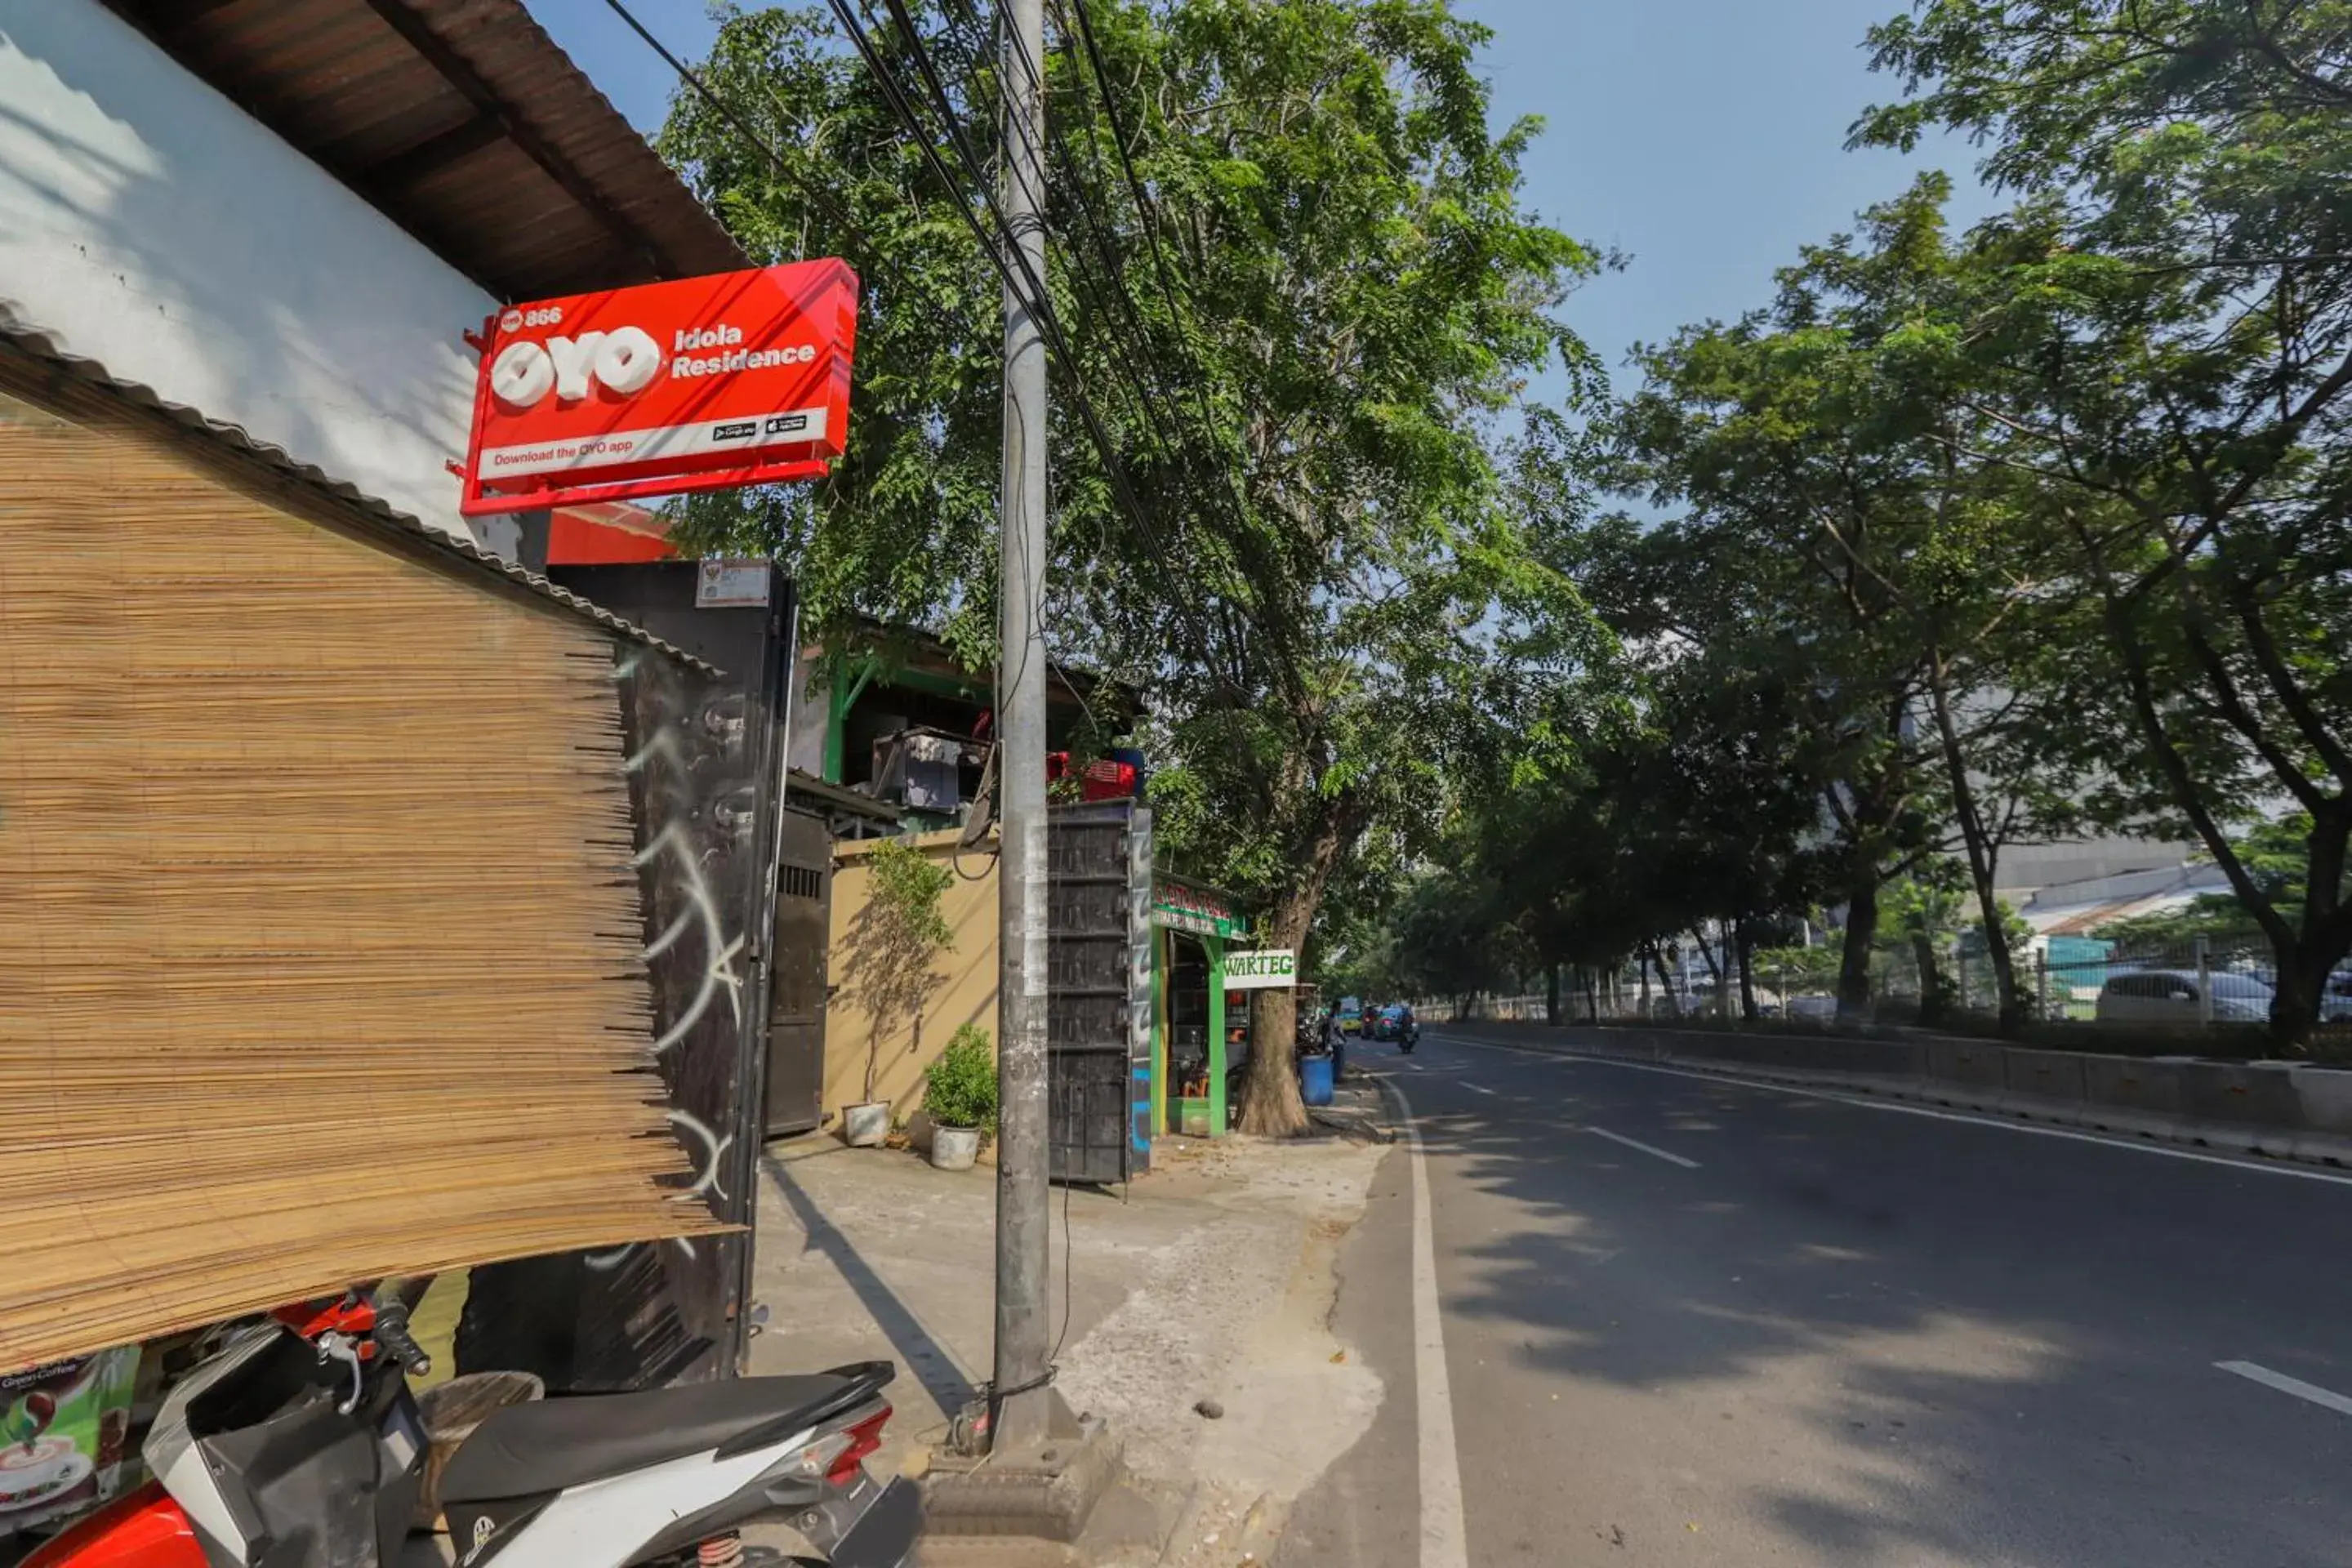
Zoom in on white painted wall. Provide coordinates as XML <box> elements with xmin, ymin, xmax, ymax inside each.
<box><xmin>0</xmin><ymin>0</ymin><xmax>513</xmax><ymax>554</ymax></box>
<box><xmin>787</xmin><ymin>647</ymin><xmax>830</xmax><ymax>777</ymax></box>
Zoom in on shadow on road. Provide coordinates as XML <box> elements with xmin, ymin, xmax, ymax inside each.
<box><xmin>1392</xmin><ymin>1029</ymin><xmax>2352</xmax><ymax>1566</ymax></box>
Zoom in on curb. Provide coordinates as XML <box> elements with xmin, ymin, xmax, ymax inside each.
<box><xmin>1443</xmin><ymin>1031</ymin><xmax>2352</xmax><ymax>1172</ymax></box>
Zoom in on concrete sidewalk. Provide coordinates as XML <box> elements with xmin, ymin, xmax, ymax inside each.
<box><xmin>749</xmin><ymin>1104</ymin><xmax>1391</xmax><ymax>1565</ymax></box>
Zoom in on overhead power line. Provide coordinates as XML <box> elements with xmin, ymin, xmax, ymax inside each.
<box><xmin>916</xmin><ymin>0</ymin><xmax>1303</xmax><ymax>700</ymax></box>
<box><xmin>597</xmin><ymin>0</ymin><xmax>1207</xmax><ymax>680</ymax></box>
<box><xmin>1054</xmin><ymin>0</ymin><xmax>1293</xmax><ymax>686</ymax></box>
<box><xmin>603</xmin><ymin>0</ymin><xmax>1272</xmax><ymax>696</ymax></box>
<box><xmin>596</xmin><ymin>0</ymin><xmax>994</xmax><ymax>354</ymax></box>
<box><xmin>832</xmin><ymin>0</ymin><xmax>1251</xmax><ymax>688</ymax></box>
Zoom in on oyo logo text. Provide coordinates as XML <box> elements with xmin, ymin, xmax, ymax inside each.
<box><xmin>491</xmin><ymin>327</ymin><xmax>662</xmax><ymax>409</ymax></box>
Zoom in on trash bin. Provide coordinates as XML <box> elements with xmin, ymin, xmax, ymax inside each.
<box><xmin>1301</xmin><ymin>1053</ymin><xmax>1334</xmax><ymax>1107</ymax></box>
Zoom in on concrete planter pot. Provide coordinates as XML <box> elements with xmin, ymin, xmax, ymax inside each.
<box><xmin>930</xmin><ymin>1125</ymin><xmax>981</xmax><ymax>1170</ymax></box>
<box><xmin>843</xmin><ymin>1101</ymin><xmax>890</xmax><ymax>1148</ymax></box>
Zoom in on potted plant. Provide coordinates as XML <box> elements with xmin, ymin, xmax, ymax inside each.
<box><xmin>921</xmin><ymin>1026</ymin><xmax>996</xmax><ymax>1171</ymax></box>
<box><xmin>840</xmin><ymin>837</ymin><xmax>956</xmax><ymax>1147</ymax></box>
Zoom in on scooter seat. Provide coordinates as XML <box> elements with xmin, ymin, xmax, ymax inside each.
<box><xmin>439</xmin><ymin>1363</ymin><xmax>891</xmax><ymax>1503</ymax></box>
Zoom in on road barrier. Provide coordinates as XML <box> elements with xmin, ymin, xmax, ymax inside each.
<box><xmin>1435</xmin><ymin>1020</ymin><xmax>2352</xmax><ymax>1166</ymax></box>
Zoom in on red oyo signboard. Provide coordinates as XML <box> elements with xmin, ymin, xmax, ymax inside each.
<box><xmin>457</xmin><ymin>260</ymin><xmax>858</xmax><ymax>516</ymax></box>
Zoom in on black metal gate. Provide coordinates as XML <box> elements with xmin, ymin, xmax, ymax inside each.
<box><xmin>532</xmin><ymin>559</ymin><xmax>794</xmax><ymax>1383</ymax></box>
<box><xmin>1045</xmin><ymin>801</ymin><xmax>1153</xmax><ymax>1183</ymax></box>
<box><xmin>765</xmin><ymin>805</ymin><xmax>831</xmax><ymax>1137</ymax></box>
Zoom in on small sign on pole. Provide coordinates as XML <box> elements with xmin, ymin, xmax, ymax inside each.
<box><xmin>1224</xmin><ymin>948</ymin><xmax>1298</xmax><ymax>990</ymax></box>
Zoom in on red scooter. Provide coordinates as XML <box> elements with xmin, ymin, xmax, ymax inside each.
<box><xmin>21</xmin><ymin>1286</ymin><xmax>917</xmax><ymax>1568</ymax></box>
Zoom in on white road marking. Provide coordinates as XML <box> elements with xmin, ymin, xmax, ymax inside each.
<box><xmin>1460</xmin><ymin>1081</ymin><xmax>1497</xmax><ymax>1096</ymax></box>
<box><xmin>2216</xmin><ymin>1361</ymin><xmax>2352</xmax><ymax>1417</ymax></box>
<box><xmin>1584</xmin><ymin>1125</ymin><xmax>1699</xmax><ymax>1168</ymax></box>
<box><xmin>1437</xmin><ymin>1034</ymin><xmax>2352</xmax><ymax>1191</ymax></box>
<box><xmin>1380</xmin><ymin>1079</ymin><xmax>1470</xmax><ymax>1568</ymax></box>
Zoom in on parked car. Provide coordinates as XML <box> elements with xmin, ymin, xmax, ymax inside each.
<box><xmin>2096</xmin><ymin>968</ymin><xmax>2274</xmax><ymax>1024</ymax></box>
<box><xmin>1335</xmin><ymin>996</ymin><xmax>1365</xmax><ymax>1037</ymax></box>
<box><xmin>2324</xmin><ymin>970</ymin><xmax>2352</xmax><ymax>1024</ymax></box>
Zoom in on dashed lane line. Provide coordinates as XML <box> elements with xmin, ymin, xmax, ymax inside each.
<box><xmin>1584</xmin><ymin>1125</ymin><xmax>1700</xmax><ymax>1168</ymax></box>
<box><xmin>2216</xmin><ymin>1361</ymin><xmax>2352</xmax><ymax>1418</ymax></box>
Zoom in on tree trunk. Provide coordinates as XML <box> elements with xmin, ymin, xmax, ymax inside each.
<box><xmin>1690</xmin><ymin>927</ymin><xmax>1724</xmax><ymax>1016</ymax></box>
<box><xmin>1545</xmin><ymin>963</ymin><xmax>1561</xmax><ymax>1026</ymax></box>
<box><xmin>2092</xmin><ymin>581</ymin><xmax>2332</xmax><ymax>1048</ymax></box>
<box><xmin>1637</xmin><ymin>947</ymin><xmax>1652</xmax><ymax>1019</ymax></box>
<box><xmin>1735</xmin><ymin>918</ymin><xmax>1758</xmax><ymax>1021</ymax></box>
<box><xmin>1924</xmin><ymin>662</ymin><xmax>2020</xmax><ymax>1031</ymax></box>
<box><xmin>2274</xmin><ymin>807</ymin><xmax>2352</xmax><ymax>1047</ymax></box>
<box><xmin>1837</xmin><ymin>875</ymin><xmax>1878</xmax><ymax>1024</ymax></box>
<box><xmin>1650</xmin><ymin>946</ymin><xmax>1681</xmax><ymax>1018</ymax></box>
<box><xmin>1237</xmin><ymin>892</ymin><xmax>1312</xmax><ymax>1136</ymax></box>
<box><xmin>1910</xmin><ymin>932</ymin><xmax>1947</xmax><ymax>1026</ymax></box>
<box><xmin>2273</xmin><ymin>953</ymin><xmax>2327</xmax><ymax>1046</ymax></box>
<box><xmin>1582</xmin><ymin>967</ymin><xmax>1599</xmax><ymax>1022</ymax></box>
<box><xmin>1237</xmin><ymin>801</ymin><xmax>1361</xmax><ymax>1136</ymax></box>
<box><xmin>1239</xmin><ymin>892</ymin><xmax>1317</xmax><ymax>1134</ymax></box>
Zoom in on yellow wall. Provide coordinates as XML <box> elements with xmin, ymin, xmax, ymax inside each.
<box><xmin>822</xmin><ymin>831</ymin><xmax>1001</xmax><ymax>1127</ymax></box>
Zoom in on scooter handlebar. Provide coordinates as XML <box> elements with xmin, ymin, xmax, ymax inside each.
<box><xmin>372</xmin><ymin>1304</ymin><xmax>433</xmax><ymax>1378</ymax></box>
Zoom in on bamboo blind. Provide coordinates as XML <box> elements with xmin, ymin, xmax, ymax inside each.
<box><xmin>0</xmin><ymin>416</ymin><xmax>724</xmax><ymax>1373</ymax></box>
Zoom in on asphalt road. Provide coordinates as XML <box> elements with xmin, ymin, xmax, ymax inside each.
<box><xmin>1277</xmin><ymin>1026</ymin><xmax>2352</xmax><ymax>1568</ymax></box>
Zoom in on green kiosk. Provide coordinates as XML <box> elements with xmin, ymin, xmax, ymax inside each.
<box><xmin>1150</xmin><ymin>875</ymin><xmax>1250</xmax><ymax>1138</ymax></box>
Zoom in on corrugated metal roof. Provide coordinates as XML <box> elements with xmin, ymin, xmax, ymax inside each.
<box><xmin>100</xmin><ymin>0</ymin><xmax>747</xmax><ymax>301</ymax></box>
<box><xmin>0</xmin><ymin>314</ymin><xmax>717</xmax><ymax>674</ymax></box>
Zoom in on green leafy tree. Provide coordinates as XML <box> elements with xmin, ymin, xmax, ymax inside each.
<box><xmin>1753</xmin><ymin>941</ymin><xmax>1844</xmax><ymax>1001</ymax></box>
<box><xmin>662</xmin><ymin>0</ymin><xmax>1608</xmax><ymax>1130</ymax></box>
<box><xmin>1359</xmin><ymin>650</ymin><xmax>1832</xmax><ymax>1027</ymax></box>
<box><xmin>1880</xmin><ymin>865</ymin><xmax>1967</xmax><ymax>1022</ymax></box>
<box><xmin>1613</xmin><ymin>256</ymin><xmax>1963</xmax><ymax>1023</ymax></box>
<box><xmin>2094</xmin><ymin>813</ymin><xmax>2341</xmax><ymax>951</ymax></box>
<box><xmin>1857</xmin><ymin>0</ymin><xmax>2352</xmax><ymax>1040</ymax></box>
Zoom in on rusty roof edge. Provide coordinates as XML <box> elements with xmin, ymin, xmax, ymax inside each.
<box><xmin>403</xmin><ymin>0</ymin><xmax>749</xmax><ymax>282</ymax></box>
<box><xmin>0</xmin><ymin>311</ymin><xmax>720</xmax><ymax>677</ymax></box>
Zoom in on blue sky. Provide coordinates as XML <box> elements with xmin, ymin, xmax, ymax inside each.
<box><xmin>526</xmin><ymin>0</ymin><xmax>1991</xmax><ymax>397</ymax></box>
<box><xmin>1452</xmin><ymin>0</ymin><xmax>1991</xmax><ymax>394</ymax></box>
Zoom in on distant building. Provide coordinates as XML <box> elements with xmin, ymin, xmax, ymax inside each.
<box><xmin>2014</xmin><ymin>860</ymin><xmax>2231</xmax><ymax>939</ymax></box>
<box><xmin>1995</xmin><ymin>835</ymin><xmax>2202</xmax><ymax>911</ymax></box>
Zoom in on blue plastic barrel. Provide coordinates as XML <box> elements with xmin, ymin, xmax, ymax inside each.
<box><xmin>1301</xmin><ymin>1054</ymin><xmax>1335</xmax><ymax>1107</ymax></box>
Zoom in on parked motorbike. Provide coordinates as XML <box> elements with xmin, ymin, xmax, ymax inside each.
<box><xmin>23</xmin><ymin>1286</ymin><xmax>918</xmax><ymax>1568</ymax></box>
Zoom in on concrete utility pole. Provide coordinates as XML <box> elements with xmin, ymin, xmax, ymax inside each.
<box><xmin>991</xmin><ymin>0</ymin><xmax>1053</xmax><ymax>1457</ymax></box>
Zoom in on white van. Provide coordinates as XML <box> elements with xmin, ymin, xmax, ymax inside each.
<box><xmin>2095</xmin><ymin>968</ymin><xmax>2273</xmax><ymax>1024</ymax></box>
